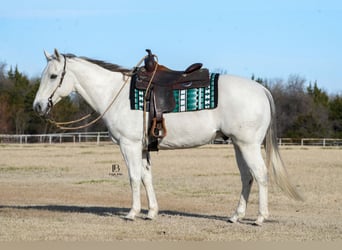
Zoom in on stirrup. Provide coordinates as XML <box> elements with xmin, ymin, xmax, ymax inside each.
<box><xmin>150</xmin><ymin>117</ymin><xmax>167</xmax><ymax>138</ymax></box>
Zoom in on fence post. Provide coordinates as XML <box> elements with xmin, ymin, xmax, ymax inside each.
<box><xmin>301</xmin><ymin>138</ymin><xmax>304</xmax><ymax>146</ymax></box>
<box><xmin>323</xmin><ymin>138</ymin><xmax>326</xmax><ymax>147</ymax></box>
<box><xmin>97</xmin><ymin>132</ymin><xmax>100</xmax><ymax>145</ymax></box>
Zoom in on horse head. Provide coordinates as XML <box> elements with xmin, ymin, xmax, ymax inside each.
<box><xmin>33</xmin><ymin>49</ymin><xmax>76</xmax><ymax>116</ymax></box>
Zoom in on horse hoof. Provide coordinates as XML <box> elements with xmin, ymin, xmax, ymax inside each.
<box><xmin>252</xmin><ymin>221</ymin><xmax>263</xmax><ymax>226</ymax></box>
<box><xmin>124</xmin><ymin>210</ymin><xmax>138</xmax><ymax>221</ymax></box>
<box><xmin>146</xmin><ymin>209</ymin><xmax>158</xmax><ymax>220</ymax></box>
<box><xmin>124</xmin><ymin>215</ymin><xmax>135</xmax><ymax>221</ymax></box>
<box><xmin>253</xmin><ymin>216</ymin><xmax>265</xmax><ymax>226</ymax></box>
<box><xmin>228</xmin><ymin>216</ymin><xmax>238</xmax><ymax>224</ymax></box>
<box><xmin>228</xmin><ymin>219</ymin><xmax>236</xmax><ymax>223</ymax></box>
<box><xmin>145</xmin><ymin>214</ymin><xmax>157</xmax><ymax>220</ymax></box>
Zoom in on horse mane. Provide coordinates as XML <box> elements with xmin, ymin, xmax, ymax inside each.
<box><xmin>63</xmin><ymin>53</ymin><xmax>132</xmax><ymax>74</ymax></box>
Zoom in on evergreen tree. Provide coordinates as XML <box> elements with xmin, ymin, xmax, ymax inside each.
<box><xmin>307</xmin><ymin>81</ymin><xmax>329</xmax><ymax>107</ymax></box>
<box><xmin>329</xmin><ymin>95</ymin><xmax>342</xmax><ymax>138</ymax></box>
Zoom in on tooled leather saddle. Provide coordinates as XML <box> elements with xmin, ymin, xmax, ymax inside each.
<box><xmin>132</xmin><ymin>49</ymin><xmax>210</xmax><ymax>151</ymax></box>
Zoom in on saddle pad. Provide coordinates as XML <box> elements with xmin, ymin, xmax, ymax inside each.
<box><xmin>130</xmin><ymin>73</ymin><xmax>219</xmax><ymax>113</ymax></box>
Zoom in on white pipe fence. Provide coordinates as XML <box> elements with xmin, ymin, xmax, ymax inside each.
<box><xmin>278</xmin><ymin>138</ymin><xmax>342</xmax><ymax>147</ymax></box>
<box><xmin>0</xmin><ymin>132</ymin><xmax>111</xmax><ymax>145</ymax></box>
<box><xmin>0</xmin><ymin>133</ymin><xmax>341</xmax><ymax>147</ymax></box>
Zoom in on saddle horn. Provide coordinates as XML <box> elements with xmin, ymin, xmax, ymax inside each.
<box><xmin>144</xmin><ymin>49</ymin><xmax>157</xmax><ymax>72</ymax></box>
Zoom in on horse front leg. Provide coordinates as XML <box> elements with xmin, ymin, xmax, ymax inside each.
<box><xmin>142</xmin><ymin>150</ymin><xmax>158</xmax><ymax>219</ymax></box>
<box><xmin>119</xmin><ymin>141</ymin><xmax>143</xmax><ymax>220</ymax></box>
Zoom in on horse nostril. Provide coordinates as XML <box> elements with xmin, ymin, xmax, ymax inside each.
<box><xmin>34</xmin><ymin>103</ymin><xmax>42</xmax><ymax>113</ymax></box>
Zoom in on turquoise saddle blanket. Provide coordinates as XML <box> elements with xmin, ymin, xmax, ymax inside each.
<box><xmin>130</xmin><ymin>73</ymin><xmax>219</xmax><ymax>112</ymax></box>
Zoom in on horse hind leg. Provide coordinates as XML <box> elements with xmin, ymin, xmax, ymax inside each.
<box><xmin>141</xmin><ymin>150</ymin><xmax>159</xmax><ymax>220</ymax></box>
<box><xmin>231</xmin><ymin>143</ymin><xmax>269</xmax><ymax>226</ymax></box>
<box><xmin>229</xmin><ymin>144</ymin><xmax>254</xmax><ymax>223</ymax></box>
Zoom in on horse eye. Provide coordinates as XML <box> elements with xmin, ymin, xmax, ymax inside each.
<box><xmin>50</xmin><ymin>74</ymin><xmax>58</xmax><ymax>79</ymax></box>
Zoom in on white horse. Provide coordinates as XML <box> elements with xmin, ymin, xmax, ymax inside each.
<box><xmin>33</xmin><ymin>49</ymin><xmax>302</xmax><ymax>226</ymax></box>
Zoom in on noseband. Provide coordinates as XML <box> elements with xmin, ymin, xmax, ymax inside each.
<box><xmin>48</xmin><ymin>55</ymin><xmax>67</xmax><ymax>108</ymax></box>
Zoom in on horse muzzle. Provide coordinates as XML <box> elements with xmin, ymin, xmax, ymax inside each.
<box><xmin>33</xmin><ymin>100</ymin><xmax>52</xmax><ymax>117</ymax></box>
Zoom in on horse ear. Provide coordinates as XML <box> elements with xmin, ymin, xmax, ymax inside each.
<box><xmin>54</xmin><ymin>48</ymin><xmax>61</xmax><ymax>61</ymax></box>
<box><xmin>44</xmin><ymin>50</ymin><xmax>53</xmax><ymax>61</ymax></box>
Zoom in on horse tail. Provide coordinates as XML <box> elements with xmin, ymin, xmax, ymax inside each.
<box><xmin>263</xmin><ymin>87</ymin><xmax>303</xmax><ymax>201</ymax></box>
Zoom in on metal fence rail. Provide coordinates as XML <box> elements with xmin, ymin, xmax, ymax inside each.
<box><xmin>0</xmin><ymin>132</ymin><xmax>111</xmax><ymax>145</ymax></box>
<box><xmin>278</xmin><ymin>138</ymin><xmax>342</xmax><ymax>147</ymax></box>
<box><xmin>0</xmin><ymin>133</ymin><xmax>341</xmax><ymax>147</ymax></box>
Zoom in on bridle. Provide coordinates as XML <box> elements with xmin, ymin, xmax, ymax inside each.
<box><xmin>44</xmin><ymin>52</ymin><xmax>156</xmax><ymax>139</ymax></box>
<box><xmin>47</xmin><ymin>54</ymin><xmax>67</xmax><ymax>109</ymax></box>
<box><xmin>44</xmin><ymin>54</ymin><xmax>134</xmax><ymax>130</ymax></box>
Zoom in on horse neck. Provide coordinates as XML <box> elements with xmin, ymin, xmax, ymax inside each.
<box><xmin>68</xmin><ymin>59</ymin><xmax>128</xmax><ymax>114</ymax></box>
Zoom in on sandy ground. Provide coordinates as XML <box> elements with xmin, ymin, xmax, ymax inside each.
<box><xmin>0</xmin><ymin>143</ymin><xmax>341</xmax><ymax>241</ymax></box>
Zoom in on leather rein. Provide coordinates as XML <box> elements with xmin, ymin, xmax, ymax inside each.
<box><xmin>46</xmin><ymin>54</ymin><xmax>130</xmax><ymax>130</ymax></box>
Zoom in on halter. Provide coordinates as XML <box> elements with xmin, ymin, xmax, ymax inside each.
<box><xmin>47</xmin><ymin>54</ymin><xmax>67</xmax><ymax>109</ymax></box>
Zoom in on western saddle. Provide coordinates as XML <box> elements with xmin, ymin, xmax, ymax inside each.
<box><xmin>133</xmin><ymin>49</ymin><xmax>210</xmax><ymax>151</ymax></box>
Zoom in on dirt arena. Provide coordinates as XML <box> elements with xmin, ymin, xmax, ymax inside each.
<box><xmin>0</xmin><ymin>143</ymin><xmax>341</xmax><ymax>241</ymax></box>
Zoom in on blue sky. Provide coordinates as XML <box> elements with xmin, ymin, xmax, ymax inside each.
<box><xmin>0</xmin><ymin>0</ymin><xmax>341</xmax><ymax>94</ymax></box>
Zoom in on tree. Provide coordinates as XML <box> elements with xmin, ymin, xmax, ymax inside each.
<box><xmin>0</xmin><ymin>95</ymin><xmax>11</xmax><ymax>133</ymax></box>
<box><xmin>0</xmin><ymin>63</ymin><xmax>14</xmax><ymax>133</ymax></box>
<box><xmin>271</xmin><ymin>75</ymin><xmax>310</xmax><ymax>137</ymax></box>
<box><xmin>329</xmin><ymin>95</ymin><xmax>342</xmax><ymax>138</ymax></box>
<box><xmin>0</xmin><ymin>63</ymin><xmax>6</xmax><ymax>81</ymax></box>
<box><xmin>307</xmin><ymin>81</ymin><xmax>329</xmax><ymax>107</ymax></box>
<box><xmin>7</xmin><ymin>66</ymin><xmax>31</xmax><ymax>134</ymax></box>
<box><xmin>1</xmin><ymin>64</ymin><xmax>341</xmax><ymax>138</ymax></box>
<box><xmin>24</xmin><ymin>80</ymin><xmax>47</xmax><ymax>134</ymax></box>
<box><xmin>266</xmin><ymin>75</ymin><xmax>331</xmax><ymax>138</ymax></box>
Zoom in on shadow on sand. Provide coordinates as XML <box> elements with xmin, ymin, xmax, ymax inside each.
<box><xmin>0</xmin><ymin>204</ymin><xmax>277</xmax><ymax>225</ymax></box>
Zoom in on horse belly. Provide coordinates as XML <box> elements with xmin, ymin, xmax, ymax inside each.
<box><xmin>158</xmin><ymin>110</ymin><xmax>219</xmax><ymax>149</ymax></box>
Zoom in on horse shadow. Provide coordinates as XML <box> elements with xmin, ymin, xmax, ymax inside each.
<box><xmin>0</xmin><ymin>204</ymin><xmax>129</xmax><ymax>217</ymax></box>
<box><xmin>0</xmin><ymin>204</ymin><xmax>276</xmax><ymax>225</ymax></box>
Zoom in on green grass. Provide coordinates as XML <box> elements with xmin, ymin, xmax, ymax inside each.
<box><xmin>194</xmin><ymin>172</ymin><xmax>239</xmax><ymax>177</ymax></box>
<box><xmin>0</xmin><ymin>165</ymin><xmax>69</xmax><ymax>174</ymax></box>
<box><xmin>74</xmin><ymin>179</ymin><xmax>118</xmax><ymax>185</ymax></box>
<box><xmin>0</xmin><ymin>165</ymin><xmax>47</xmax><ymax>173</ymax></box>
<box><xmin>94</xmin><ymin>160</ymin><xmax>114</xmax><ymax>164</ymax></box>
